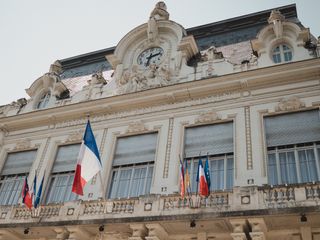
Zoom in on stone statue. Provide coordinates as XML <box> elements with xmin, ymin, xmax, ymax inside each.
<box><xmin>268</xmin><ymin>10</ymin><xmax>285</xmax><ymax>38</ymax></box>
<box><xmin>148</xmin><ymin>2</ymin><xmax>169</xmax><ymax>41</ymax></box>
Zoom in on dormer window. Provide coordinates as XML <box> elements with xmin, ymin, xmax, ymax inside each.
<box><xmin>272</xmin><ymin>44</ymin><xmax>293</xmax><ymax>63</ymax></box>
<box><xmin>37</xmin><ymin>92</ymin><xmax>51</xmax><ymax>109</ymax></box>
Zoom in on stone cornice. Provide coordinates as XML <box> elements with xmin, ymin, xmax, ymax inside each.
<box><xmin>1</xmin><ymin>58</ymin><xmax>319</xmax><ymax>132</ymax></box>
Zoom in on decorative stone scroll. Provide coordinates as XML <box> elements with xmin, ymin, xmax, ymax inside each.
<box><xmin>276</xmin><ymin>96</ymin><xmax>305</xmax><ymax>112</ymax></box>
<box><xmin>195</xmin><ymin>110</ymin><xmax>220</xmax><ymax>124</ymax></box>
<box><xmin>14</xmin><ymin>138</ymin><xmax>31</xmax><ymax>151</ymax></box>
<box><xmin>126</xmin><ymin>120</ymin><xmax>148</xmax><ymax>134</ymax></box>
<box><xmin>65</xmin><ymin>131</ymin><xmax>83</xmax><ymax>143</ymax></box>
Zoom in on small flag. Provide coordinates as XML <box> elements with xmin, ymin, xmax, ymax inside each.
<box><xmin>204</xmin><ymin>156</ymin><xmax>211</xmax><ymax>195</ymax></box>
<box><xmin>22</xmin><ymin>176</ymin><xmax>32</xmax><ymax>209</ymax></box>
<box><xmin>33</xmin><ymin>172</ymin><xmax>37</xmax><ymax>206</ymax></box>
<box><xmin>179</xmin><ymin>156</ymin><xmax>185</xmax><ymax>198</ymax></box>
<box><xmin>197</xmin><ymin>159</ymin><xmax>209</xmax><ymax>197</ymax></box>
<box><xmin>72</xmin><ymin>120</ymin><xmax>102</xmax><ymax>196</ymax></box>
<box><xmin>184</xmin><ymin>160</ymin><xmax>191</xmax><ymax>195</ymax></box>
<box><xmin>34</xmin><ymin>173</ymin><xmax>45</xmax><ymax>208</ymax></box>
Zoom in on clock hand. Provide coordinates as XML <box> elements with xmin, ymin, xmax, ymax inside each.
<box><xmin>146</xmin><ymin>52</ymin><xmax>161</xmax><ymax>66</ymax></box>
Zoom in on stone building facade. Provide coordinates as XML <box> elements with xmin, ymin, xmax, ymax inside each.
<box><xmin>0</xmin><ymin>2</ymin><xmax>319</xmax><ymax>240</ymax></box>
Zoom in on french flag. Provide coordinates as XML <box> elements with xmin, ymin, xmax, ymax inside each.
<box><xmin>197</xmin><ymin>159</ymin><xmax>209</xmax><ymax>197</ymax></box>
<box><xmin>72</xmin><ymin>120</ymin><xmax>102</xmax><ymax>196</ymax></box>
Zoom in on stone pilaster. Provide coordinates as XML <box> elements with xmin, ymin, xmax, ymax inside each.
<box><xmin>229</xmin><ymin>219</ymin><xmax>248</xmax><ymax>240</ymax></box>
<box><xmin>129</xmin><ymin>224</ymin><xmax>147</xmax><ymax>240</ymax></box>
<box><xmin>66</xmin><ymin>226</ymin><xmax>92</xmax><ymax>240</ymax></box>
<box><xmin>145</xmin><ymin>223</ymin><xmax>168</xmax><ymax>240</ymax></box>
<box><xmin>248</xmin><ymin>218</ymin><xmax>267</xmax><ymax>240</ymax></box>
<box><xmin>54</xmin><ymin>227</ymin><xmax>69</xmax><ymax>240</ymax></box>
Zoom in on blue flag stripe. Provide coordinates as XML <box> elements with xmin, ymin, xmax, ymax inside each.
<box><xmin>84</xmin><ymin>121</ymin><xmax>101</xmax><ymax>164</ymax></box>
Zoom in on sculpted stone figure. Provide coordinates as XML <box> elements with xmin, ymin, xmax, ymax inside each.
<box><xmin>148</xmin><ymin>2</ymin><xmax>169</xmax><ymax>41</ymax></box>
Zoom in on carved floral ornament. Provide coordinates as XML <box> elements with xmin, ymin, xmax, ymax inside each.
<box><xmin>275</xmin><ymin>96</ymin><xmax>305</xmax><ymax>112</ymax></box>
<box><xmin>14</xmin><ymin>138</ymin><xmax>32</xmax><ymax>151</ymax></box>
<box><xmin>65</xmin><ymin>131</ymin><xmax>83</xmax><ymax>143</ymax></box>
<box><xmin>126</xmin><ymin>121</ymin><xmax>148</xmax><ymax>133</ymax></box>
<box><xmin>195</xmin><ymin>110</ymin><xmax>221</xmax><ymax>124</ymax></box>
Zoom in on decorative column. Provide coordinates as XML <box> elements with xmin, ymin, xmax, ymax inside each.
<box><xmin>54</xmin><ymin>227</ymin><xmax>69</xmax><ymax>240</ymax></box>
<box><xmin>66</xmin><ymin>226</ymin><xmax>92</xmax><ymax>240</ymax></box>
<box><xmin>145</xmin><ymin>223</ymin><xmax>168</xmax><ymax>240</ymax></box>
<box><xmin>129</xmin><ymin>224</ymin><xmax>147</xmax><ymax>240</ymax></box>
<box><xmin>229</xmin><ymin>219</ymin><xmax>248</xmax><ymax>240</ymax></box>
<box><xmin>248</xmin><ymin>218</ymin><xmax>267</xmax><ymax>240</ymax></box>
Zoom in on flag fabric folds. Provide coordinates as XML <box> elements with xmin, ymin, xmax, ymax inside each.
<box><xmin>33</xmin><ymin>172</ymin><xmax>37</xmax><ymax>205</ymax></box>
<box><xmin>22</xmin><ymin>177</ymin><xmax>32</xmax><ymax>209</ymax></box>
<box><xmin>34</xmin><ymin>173</ymin><xmax>45</xmax><ymax>208</ymax></box>
<box><xmin>196</xmin><ymin>159</ymin><xmax>209</xmax><ymax>197</ymax></box>
<box><xmin>179</xmin><ymin>157</ymin><xmax>185</xmax><ymax>198</ymax></box>
<box><xmin>184</xmin><ymin>159</ymin><xmax>191</xmax><ymax>195</ymax></box>
<box><xmin>204</xmin><ymin>156</ymin><xmax>211</xmax><ymax>194</ymax></box>
<box><xmin>72</xmin><ymin>120</ymin><xmax>102</xmax><ymax>196</ymax></box>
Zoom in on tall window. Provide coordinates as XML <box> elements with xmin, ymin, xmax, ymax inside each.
<box><xmin>184</xmin><ymin>122</ymin><xmax>234</xmax><ymax>191</ymax></box>
<box><xmin>265</xmin><ymin>110</ymin><xmax>320</xmax><ymax>185</ymax></box>
<box><xmin>272</xmin><ymin>44</ymin><xmax>293</xmax><ymax>63</ymax></box>
<box><xmin>108</xmin><ymin>133</ymin><xmax>157</xmax><ymax>199</ymax></box>
<box><xmin>0</xmin><ymin>150</ymin><xmax>36</xmax><ymax>205</ymax></box>
<box><xmin>45</xmin><ymin>144</ymin><xmax>80</xmax><ymax>203</ymax></box>
<box><xmin>37</xmin><ymin>92</ymin><xmax>51</xmax><ymax>109</ymax></box>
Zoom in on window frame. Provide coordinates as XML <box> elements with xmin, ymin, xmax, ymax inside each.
<box><xmin>271</xmin><ymin>44</ymin><xmax>293</xmax><ymax>64</ymax></box>
<box><xmin>107</xmin><ymin>132</ymin><xmax>158</xmax><ymax>199</ymax></box>
<box><xmin>0</xmin><ymin>149</ymin><xmax>37</xmax><ymax>206</ymax></box>
<box><xmin>44</xmin><ymin>143</ymin><xmax>80</xmax><ymax>204</ymax></box>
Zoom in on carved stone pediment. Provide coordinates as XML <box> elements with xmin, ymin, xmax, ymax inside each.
<box><xmin>14</xmin><ymin>138</ymin><xmax>31</xmax><ymax>151</ymax></box>
<box><xmin>195</xmin><ymin>110</ymin><xmax>221</xmax><ymax>124</ymax></box>
<box><xmin>276</xmin><ymin>96</ymin><xmax>305</xmax><ymax>112</ymax></box>
<box><xmin>126</xmin><ymin>121</ymin><xmax>147</xmax><ymax>133</ymax></box>
<box><xmin>106</xmin><ymin>2</ymin><xmax>196</xmax><ymax>95</ymax></box>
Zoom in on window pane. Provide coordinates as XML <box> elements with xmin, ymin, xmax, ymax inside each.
<box><xmin>109</xmin><ymin>171</ymin><xmax>118</xmax><ymax>199</ymax></box>
<box><xmin>46</xmin><ymin>173</ymin><xmax>77</xmax><ymax>203</ymax></box>
<box><xmin>118</xmin><ymin>169</ymin><xmax>132</xmax><ymax>198</ymax></box>
<box><xmin>0</xmin><ymin>176</ymin><xmax>24</xmax><ymax>205</ymax></box>
<box><xmin>226</xmin><ymin>158</ymin><xmax>234</xmax><ymax>190</ymax></box>
<box><xmin>299</xmin><ymin>149</ymin><xmax>317</xmax><ymax>183</ymax></box>
<box><xmin>267</xmin><ymin>153</ymin><xmax>278</xmax><ymax>185</ymax></box>
<box><xmin>145</xmin><ymin>166</ymin><xmax>153</xmax><ymax>195</ymax></box>
<box><xmin>130</xmin><ymin>167</ymin><xmax>147</xmax><ymax>197</ymax></box>
<box><xmin>211</xmin><ymin>159</ymin><xmax>224</xmax><ymax>190</ymax></box>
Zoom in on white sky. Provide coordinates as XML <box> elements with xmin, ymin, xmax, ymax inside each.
<box><xmin>0</xmin><ymin>0</ymin><xmax>319</xmax><ymax>106</ymax></box>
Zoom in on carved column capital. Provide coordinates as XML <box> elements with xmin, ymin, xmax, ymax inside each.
<box><xmin>249</xmin><ymin>232</ymin><xmax>265</xmax><ymax>240</ymax></box>
<box><xmin>231</xmin><ymin>233</ymin><xmax>247</xmax><ymax>240</ymax></box>
<box><xmin>247</xmin><ymin>218</ymin><xmax>267</xmax><ymax>233</ymax></box>
<box><xmin>54</xmin><ymin>227</ymin><xmax>69</xmax><ymax>240</ymax></box>
<box><xmin>66</xmin><ymin>226</ymin><xmax>92</xmax><ymax>240</ymax></box>
<box><xmin>129</xmin><ymin>224</ymin><xmax>147</xmax><ymax>240</ymax></box>
<box><xmin>145</xmin><ymin>223</ymin><xmax>168</xmax><ymax>240</ymax></box>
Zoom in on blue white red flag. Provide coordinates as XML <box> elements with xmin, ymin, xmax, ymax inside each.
<box><xmin>197</xmin><ymin>159</ymin><xmax>209</xmax><ymax>197</ymax></box>
<box><xmin>72</xmin><ymin>120</ymin><xmax>102</xmax><ymax>196</ymax></box>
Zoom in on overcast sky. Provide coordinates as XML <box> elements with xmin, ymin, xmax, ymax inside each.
<box><xmin>1</xmin><ymin>0</ymin><xmax>319</xmax><ymax>106</ymax></box>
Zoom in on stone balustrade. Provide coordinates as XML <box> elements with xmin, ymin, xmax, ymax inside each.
<box><xmin>0</xmin><ymin>184</ymin><xmax>319</xmax><ymax>226</ymax></box>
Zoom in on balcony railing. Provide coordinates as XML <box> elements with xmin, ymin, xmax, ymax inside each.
<box><xmin>0</xmin><ymin>183</ymin><xmax>319</xmax><ymax>225</ymax></box>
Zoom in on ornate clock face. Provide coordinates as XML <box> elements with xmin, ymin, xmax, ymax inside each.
<box><xmin>137</xmin><ymin>47</ymin><xmax>164</xmax><ymax>68</ymax></box>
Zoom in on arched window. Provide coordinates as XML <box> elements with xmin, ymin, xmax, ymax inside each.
<box><xmin>272</xmin><ymin>44</ymin><xmax>293</xmax><ymax>63</ymax></box>
<box><xmin>37</xmin><ymin>92</ymin><xmax>51</xmax><ymax>109</ymax></box>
